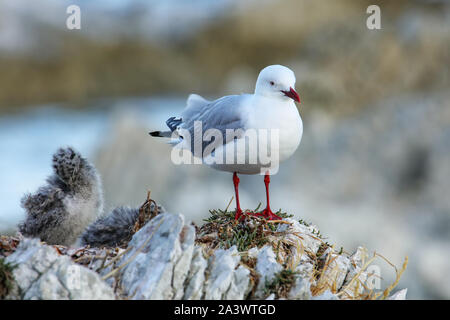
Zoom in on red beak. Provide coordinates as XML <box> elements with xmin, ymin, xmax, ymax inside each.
<box><xmin>281</xmin><ymin>87</ymin><xmax>300</xmax><ymax>103</ymax></box>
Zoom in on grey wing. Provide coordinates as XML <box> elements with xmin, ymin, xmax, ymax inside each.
<box><xmin>180</xmin><ymin>95</ymin><xmax>249</xmax><ymax>155</ymax></box>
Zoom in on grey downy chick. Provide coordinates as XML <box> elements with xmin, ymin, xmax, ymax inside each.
<box><xmin>79</xmin><ymin>203</ymin><xmax>164</xmax><ymax>247</ymax></box>
<box><xmin>19</xmin><ymin>147</ymin><xmax>104</xmax><ymax>246</ymax></box>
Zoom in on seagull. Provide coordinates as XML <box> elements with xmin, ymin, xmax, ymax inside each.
<box><xmin>150</xmin><ymin>65</ymin><xmax>303</xmax><ymax>220</ymax></box>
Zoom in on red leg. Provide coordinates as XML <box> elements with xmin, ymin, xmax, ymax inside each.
<box><xmin>257</xmin><ymin>173</ymin><xmax>282</xmax><ymax>220</ymax></box>
<box><xmin>233</xmin><ymin>172</ymin><xmax>244</xmax><ymax>220</ymax></box>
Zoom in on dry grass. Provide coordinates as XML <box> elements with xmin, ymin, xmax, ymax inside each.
<box><xmin>0</xmin><ymin>236</ymin><xmax>20</xmax><ymax>258</ymax></box>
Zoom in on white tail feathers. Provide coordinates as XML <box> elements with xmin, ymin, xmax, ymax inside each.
<box><xmin>187</xmin><ymin>94</ymin><xmax>209</xmax><ymax>109</ymax></box>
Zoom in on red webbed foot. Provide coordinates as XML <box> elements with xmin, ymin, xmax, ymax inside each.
<box><xmin>255</xmin><ymin>208</ymin><xmax>282</xmax><ymax>220</ymax></box>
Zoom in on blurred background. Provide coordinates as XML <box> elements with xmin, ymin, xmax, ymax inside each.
<box><xmin>0</xmin><ymin>0</ymin><xmax>449</xmax><ymax>299</ymax></box>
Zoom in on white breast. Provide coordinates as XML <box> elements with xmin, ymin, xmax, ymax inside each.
<box><xmin>245</xmin><ymin>96</ymin><xmax>303</xmax><ymax>163</ymax></box>
<box><xmin>204</xmin><ymin>96</ymin><xmax>303</xmax><ymax>174</ymax></box>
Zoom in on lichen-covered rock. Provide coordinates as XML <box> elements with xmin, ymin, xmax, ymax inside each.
<box><xmin>294</xmin><ymin>262</ymin><xmax>314</xmax><ymax>279</ymax></box>
<box><xmin>288</xmin><ymin>276</ymin><xmax>311</xmax><ymax>300</ymax></box>
<box><xmin>225</xmin><ymin>265</ymin><xmax>252</xmax><ymax>300</ymax></box>
<box><xmin>183</xmin><ymin>246</ymin><xmax>208</xmax><ymax>300</ymax></box>
<box><xmin>265</xmin><ymin>293</ymin><xmax>276</xmax><ymax>300</ymax></box>
<box><xmin>117</xmin><ymin>213</ymin><xmax>195</xmax><ymax>300</ymax></box>
<box><xmin>341</xmin><ymin>246</ymin><xmax>369</xmax><ymax>299</ymax></box>
<box><xmin>203</xmin><ymin>246</ymin><xmax>240</xmax><ymax>300</ymax></box>
<box><xmin>286</xmin><ymin>262</ymin><xmax>314</xmax><ymax>300</ymax></box>
<box><xmin>254</xmin><ymin>245</ymin><xmax>283</xmax><ymax>298</ymax></box>
<box><xmin>173</xmin><ymin>225</ymin><xmax>196</xmax><ymax>299</ymax></box>
<box><xmin>5</xmin><ymin>239</ymin><xmax>115</xmax><ymax>300</ymax></box>
<box><xmin>318</xmin><ymin>252</ymin><xmax>350</xmax><ymax>293</ymax></box>
<box><xmin>388</xmin><ymin>288</ymin><xmax>408</xmax><ymax>300</ymax></box>
<box><xmin>276</xmin><ymin>218</ymin><xmax>323</xmax><ymax>268</ymax></box>
<box><xmin>247</xmin><ymin>247</ymin><xmax>259</xmax><ymax>259</ymax></box>
<box><xmin>312</xmin><ymin>290</ymin><xmax>339</xmax><ymax>300</ymax></box>
<box><xmin>277</xmin><ymin>219</ymin><xmax>323</xmax><ymax>255</ymax></box>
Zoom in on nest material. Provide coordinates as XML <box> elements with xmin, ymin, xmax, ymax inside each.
<box><xmin>196</xmin><ymin>205</ymin><xmax>293</xmax><ymax>252</ymax></box>
<box><xmin>133</xmin><ymin>191</ymin><xmax>160</xmax><ymax>234</ymax></box>
<box><xmin>196</xmin><ymin>207</ymin><xmax>314</xmax><ymax>299</ymax></box>
<box><xmin>0</xmin><ymin>236</ymin><xmax>20</xmax><ymax>258</ymax></box>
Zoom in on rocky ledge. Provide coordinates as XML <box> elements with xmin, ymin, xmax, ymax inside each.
<box><xmin>0</xmin><ymin>211</ymin><xmax>407</xmax><ymax>300</ymax></box>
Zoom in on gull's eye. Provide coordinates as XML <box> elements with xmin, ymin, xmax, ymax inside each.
<box><xmin>270</xmin><ymin>81</ymin><xmax>275</xmax><ymax>86</ymax></box>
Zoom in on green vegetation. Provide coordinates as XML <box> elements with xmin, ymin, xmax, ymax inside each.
<box><xmin>196</xmin><ymin>205</ymin><xmax>292</xmax><ymax>252</ymax></box>
<box><xmin>0</xmin><ymin>258</ymin><xmax>16</xmax><ymax>299</ymax></box>
<box><xmin>264</xmin><ymin>268</ymin><xmax>299</xmax><ymax>299</ymax></box>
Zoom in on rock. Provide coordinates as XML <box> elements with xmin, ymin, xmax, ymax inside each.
<box><xmin>183</xmin><ymin>246</ymin><xmax>208</xmax><ymax>300</ymax></box>
<box><xmin>24</xmin><ymin>272</ymin><xmax>70</xmax><ymax>300</ymax></box>
<box><xmin>115</xmin><ymin>215</ymin><xmax>250</xmax><ymax>301</ymax></box>
<box><xmin>388</xmin><ymin>288</ymin><xmax>408</xmax><ymax>300</ymax></box>
<box><xmin>247</xmin><ymin>247</ymin><xmax>259</xmax><ymax>259</ymax></box>
<box><xmin>254</xmin><ymin>245</ymin><xmax>283</xmax><ymax>298</ymax></box>
<box><xmin>318</xmin><ymin>252</ymin><xmax>350</xmax><ymax>293</ymax></box>
<box><xmin>312</xmin><ymin>290</ymin><xmax>339</xmax><ymax>300</ymax></box>
<box><xmin>341</xmin><ymin>247</ymin><xmax>369</xmax><ymax>299</ymax></box>
<box><xmin>294</xmin><ymin>262</ymin><xmax>314</xmax><ymax>279</ymax></box>
<box><xmin>265</xmin><ymin>293</ymin><xmax>275</xmax><ymax>300</ymax></box>
<box><xmin>5</xmin><ymin>238</ymin><xmax>115</xmax><ymax>300</ymax></box>
<box><xmin>288</xmin><ymin>276</ymin><xmax>311</xmax><ymax>300</ymax></box>
<box><xmin>277</xmin><ymin>218</ymin><xmax>323</xmax><ymax>266</ymax></box>
<box><xmin>173</xmin><ymin>225</ymin><xmax>196</xmax><ymax>299</ymax></box>
<box><xmin>288</xmin><ymin>262</ymin><xmax>314</xmax><ymax>300</ymax></box>
<box><xmin>117</xmin><ymin>213</ymin><xmax>195</xmax><ymax>300</ymax></box>
<box><xmin>203</xmin><ymin>246</ymin><xmax>240</xmax><ymax>300</ymax></box>
<box><xmin>2</xmin><ymin>211</ymin><xmax>408</xmax><ymax>301</ymax></box>
<box><xmin>225</xmin><ymin>265</ymin><xmax>252</xmax><ymax>300</ymax></box>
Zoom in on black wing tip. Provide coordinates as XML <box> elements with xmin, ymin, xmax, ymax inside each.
<box><xmin>149</xmin><ymin>131</ymin><xmax>162</xmax><ymax>137</ymax></box>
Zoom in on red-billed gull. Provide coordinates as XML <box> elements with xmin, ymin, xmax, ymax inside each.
<box><xmin>150</xmin><ymin>65</ymin><xmax>302</xmax><ymax>220</ymax></box>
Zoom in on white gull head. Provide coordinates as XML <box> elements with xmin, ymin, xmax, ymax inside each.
<box><xmin>254</xmin><ymin>65</ymin><xmax>300</xmax><ymax>103</ymax></box>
